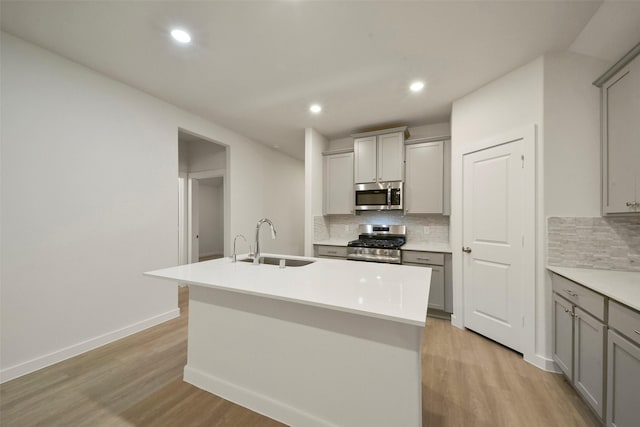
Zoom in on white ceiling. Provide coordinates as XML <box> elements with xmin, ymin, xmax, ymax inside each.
<box><xmin>1</xmin><ymin>1</ymin><xmax>638</xmax><ymax>160</ymax></box>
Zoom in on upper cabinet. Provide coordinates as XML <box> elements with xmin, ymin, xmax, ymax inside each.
<box><xmin>596</xmin><ymin>43</ymin><xmax>640</xmax><ymax>215</ymax></box>
<box><xmin>323</xmin><ymin>151</ymin><xmax>354</xmax><ymax>215</ymax></box>
<box><xmin>353</xmin><ymin>128</ymin><xmax>405</xmax><ymax>184</ymax></box>
<box><xmin>405</xmin><ymin>141</ymin><xmax>444</xmax><ymax>214</ymax></box>
<box><xmin>404</xmin><ymin>139</ymin><xmax>451</xmax><ymax>215</ymax></box>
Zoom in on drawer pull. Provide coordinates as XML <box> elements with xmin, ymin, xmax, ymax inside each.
<box><xmin>564</xmin><ymin>289</ymin><xmax>578</xmax><ymax>297</ymax></box>
<box><xmin>416</xmin><ymin>257</ymin><xmax>431</xmax><ymax>262</ymax></box>
<box><xmin>327</xmin><ymin>251</ymin><xmax>337</xmax><ymax>254</ymax></box>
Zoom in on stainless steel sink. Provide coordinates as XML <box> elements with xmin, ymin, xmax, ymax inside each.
<box><xmin>240</xmin><ymin>256</ymin><xmax>315</xmax><ymax>267</ymax></box>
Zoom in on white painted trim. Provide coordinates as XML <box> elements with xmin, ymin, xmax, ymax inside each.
<box><xmin>0</xmin><ymin>308</ymin><xmax>180</xmax><ymax>384</ymax></box>
<box><xmin>453</xmin><ymin>124</ymin><xmax>537</xmax><ymax>361</ymax></box>
<box><xmin>178</xmin><ymin>173</ymin><xmax>188</xmax><ymax>265</ymax></box>
<box><xmin>524</xmin><ymin>354</ymin><xmax>561</xmax><ymax>373</ymax></box>
<box><xmin>184</xmin><ymin>365</ymin><xmax>336</xmax><ymax>427</ymax></box>
<box><xmin>187</xmin><ymin>178</ymin><xmax>196</xmax><ymax>263</ymax></box>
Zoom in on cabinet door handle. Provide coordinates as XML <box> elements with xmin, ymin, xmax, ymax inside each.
<box><xmin>564</xmin><ymin>289</ymin><xmax>578</xmax><ymax>297</ymax></box>
<box><xmin>327</xmin><ymin>251</ymin><xmax>337</xmax><ymax>254</ymax></box>
<box><xmin>634</xmin><ymin>329</ymin><xmax>640</xmax><ymax>336</ymax></box>
<box><xmin>627</xmin><ymin>201</ymin><xmax>635</xmax><ymax>207</ymax></box>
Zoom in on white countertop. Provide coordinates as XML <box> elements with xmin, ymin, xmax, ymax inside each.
<box><xmin>313</xmin><ymin>239</ymin><xmax>351</xmax><ymax>246</ymax></box>
<box><xmin>145</xmin><ymin>253</ymin><xmax>431</xmax><ymax>327</ymax></box>
<box><xmin>314</xmin><ymin>240</ymin><xmax>452</xmax><ymax>253</ymax></box>
<box><xmin>547</xmin><ymin>266</ymin><xmax>640</xmax><ymax>312</ymax></box>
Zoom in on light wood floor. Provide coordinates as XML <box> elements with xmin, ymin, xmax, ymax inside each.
<box><xmin>1</xmin><ymin>287</ymin><xmax>601</xmax><ymax>427</ymax></box>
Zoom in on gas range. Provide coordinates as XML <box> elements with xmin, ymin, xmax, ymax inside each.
<box><xmin>346</xmin><ymin>224</ymin><xmax>406</xmax><ymax>264</ymax></box>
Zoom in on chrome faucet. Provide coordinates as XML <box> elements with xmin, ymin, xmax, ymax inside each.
<box><xmin>253</xmin><ymin>218</ymin><xmax>277</xmax><ymax>265</ymax></box>
<box><xmin>231</xmin><ymin>234</ymin><xmax>246</xmax><ymax>263</ymax></box>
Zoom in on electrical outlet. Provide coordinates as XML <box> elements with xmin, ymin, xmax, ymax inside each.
<box><xmin>423</xmin><ymin>226</ymin><xmax>430</xmax><ymax>235</ymax></box>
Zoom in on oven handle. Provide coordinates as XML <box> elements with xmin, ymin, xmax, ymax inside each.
<box><xmin>387</xmin><ymin>187</ymin><xmax>391</xmax><ymax>206</ymax></box>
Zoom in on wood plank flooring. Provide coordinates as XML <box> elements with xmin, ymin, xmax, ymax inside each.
<box><xmin>1</xmin><ymin>287</ymin><xmax>601</xmax><ymax>427</ymax></box>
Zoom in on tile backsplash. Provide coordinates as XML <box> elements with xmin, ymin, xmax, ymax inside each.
<box><xmin>315</xmin><ymin>212</ymin><xmax>449</xmax><ymax>244</ymax></box>
<box><xmin>547</xmin><ymin>216</ymin><xmax>640</xmax><ymax>272</ymax></box>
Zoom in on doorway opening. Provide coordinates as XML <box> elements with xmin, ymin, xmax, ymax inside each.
<box><xmin>178</xmin><ymin>129</ymin><xmax>228</xmax><ymax>264</ymax></box>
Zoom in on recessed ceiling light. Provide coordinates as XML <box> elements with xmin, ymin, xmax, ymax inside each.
<box><xmin>410</xmin><ymin>81</ymin><xmax>425</xmax><ymax>92</ymax></box>
<box><xmin>171</xmin><ymin>29</ymin><xmax>191</xmax><ymax>44</ymax></box>
<box><xmin>309</xmin><ymin>104</ymin><xmax>322</xmax><ymax>114</ymax></box>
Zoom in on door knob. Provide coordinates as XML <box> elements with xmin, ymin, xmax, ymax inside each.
<box><xmin>462</xmin><ymin>247</ymin><xmax>472</xmax><ymax>253</ymax></box>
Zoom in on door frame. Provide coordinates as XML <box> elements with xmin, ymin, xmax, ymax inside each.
<box><xmin>179</xmin><ymin>168</ymin><xmax>226</xmax><ymax>264</ymax></box>
<box><xmin>453</xmin><ymin>124</ymin><xmax>536</xmax><ymax>360</ymax></box>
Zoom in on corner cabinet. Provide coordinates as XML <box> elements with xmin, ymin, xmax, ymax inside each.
<box><xmin>352</xmin><ymin>128</ymin><xmax>405</xmax><ymax>184</ymax></box>
<box><xmin>597</xmin><ymin>44</ymin><xmax>640</xmax><ymax>215</ymax></box>
<box><xmin>404</xmin><ymin>140</ymin><xmax>450</xmax><ymax>214</ymax></box>
<box><xmin>551</xmin><ymin>270</ymin><xmax>640</xmax><ymax>425</ymax></box>
<box><xmin>323</xmin><ymin>151</ymin><xmax>354</xmax><ymax>215</ymax></box>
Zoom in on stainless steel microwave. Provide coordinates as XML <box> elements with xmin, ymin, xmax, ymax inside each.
<box><xmin>354</xmin><ymin>182</ymin><xmax>403</xmax><ymax>211</ymax></box>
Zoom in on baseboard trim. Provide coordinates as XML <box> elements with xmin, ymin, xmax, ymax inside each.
<box><xmin>184</xmin><ymin>365</ymin><xmax>334</xmax><ymax>427</ymax></box>
<box><xmin>0</xmin><ymin>308</ymin><xmax>180</xmax><ymax>384</ymax></box>
<box><xmin>524</xmin><ymin>353</ymin><xmax>560</xmax><ymax>373</ymax></box>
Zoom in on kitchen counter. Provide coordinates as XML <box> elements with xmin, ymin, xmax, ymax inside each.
<box><xmin>146</xmin><ymin>253</ymin><xmax>430</xmax><ymax>326</ymax></box>
<box><xmin>313</xmin><ymin>239</ymin><xmax>351</xmax><ymax>246</ymax></box>
<box><xmin>547</xmin><ymin>266</ymin><xmax>640</xmax><ymax>311</ymax></box>
<box><xmin>145</xmin><ymin>254</ymin><xmax>428</xmax><ymax>426</ymax></box>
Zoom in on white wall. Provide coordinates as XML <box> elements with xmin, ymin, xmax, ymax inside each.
<box><xmin>543</xmin><ymin>52</ymin><xmax>608</xmax><ymax>217</ymax></box>
<box><xmin>451</xmin><ymin>57</ymin><xmax>545</xmax><ymax>368</ymax></box>
<box><xmin>0</xmin><ymin>33</ymin><xmax>304</xmax><ymax>382</ymax></box>
<box><xmin>451</xmin><ymin>52</ymin><xmax>611</xmax><ymax>371</ymax></box>
<box><xmin>304</xmin><ymin>128</ymin><xmax>328</xmax><ymax>256</ymax></box>
<box><xmin>198</xmin><ymin>181</ymin><xmax>224</xmax><ymax>257</ymax></box>
<box><xmin>186</xmin><ymin>140</ymin><xmax>226</xmax><ymax>173</ymax></box>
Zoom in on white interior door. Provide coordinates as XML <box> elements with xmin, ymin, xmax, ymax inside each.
<box><xmin>188</xmin><ymin>178</ymin><xmax>200</xmax><ymax>263</ymax></box>
<box><xmin>462</xmin><ymin>139</ymin><xmax>524</xmax><ymax>352</ymax></box>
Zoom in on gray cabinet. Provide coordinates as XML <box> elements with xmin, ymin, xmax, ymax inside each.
<box><xmin>574</xmin><ymin>307</ymin><xmax>606</xmax><ymax>418</ymax></box>
<box><xmin>352</xmin><ymin>129</ymin><xmax>405</xmax><ymax>184</ymax></box>
<box><xmin>404</xmin><ymin>141</ymin><xmax>444</xmax><ymax>214</ymax></box>
<box><xmin>552</xmin><ymin>293</ymin><xmax>574</xmax><ymax>380</ymax></box>
<box><xmin>607</xmin><ymin>301</ymin><xmax>640</xmax><ymax>427</ymax></box>
<box><xmin>315</xmin><ymin>245</ymin><xmax>347</xmax><ymax>259</ymax></box>
<box><xmin>599</xmin><ymin>47</ymin><xmax>640</xmax><ymax>215</ymax></box>
<box><xmin>323</xmin><ymin>151</ymin><xmax>354</xmax><ymax>215</ymax></box>
<box><xmin>551</xmin><ymin>274</ymin><xmax>606</xmax><ymax>419</ymax></box>
<box><xmin>402</xmin><ymin>250</ymin><xmax>450</xmax><ymax>313</ymax></box>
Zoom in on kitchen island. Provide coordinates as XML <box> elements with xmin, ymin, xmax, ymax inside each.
<box><xmin>145</xmin><ymin>254</ymin><xmax>431</xmax><ymax>427</ymax></box>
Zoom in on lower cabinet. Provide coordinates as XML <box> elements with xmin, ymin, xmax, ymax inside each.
<box><xmin>573</xmin><ymin>307</ymin><xmax>606</xmax><ymax>418</ymax></box>
<box><xmin>551</xmin><ymin>275</ymin><xmax>606</xmax><ymax>420</ymax></box>
<box><xmin>402</xmin><ymin>250</ymin><xmax>450</xmax><ymax>313</ymax></box>
<box><xmin>552</xmin><ymin>293</ymin><xmax>574</xmax><ymax>379</ymax></box>
<box><xmin>607</xmin><ymin>300</ymin><xmax>640</xmax><ymax>427</ymax></box>
<box><xmin>551</xmin><ymin>271</ymin><xmax>640</xmax><ymax>424</ymax></box>
<box><xmin>314</xmin><ymin>245</ymin><xmax>347</xmax><ymax>259</ymax></box>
